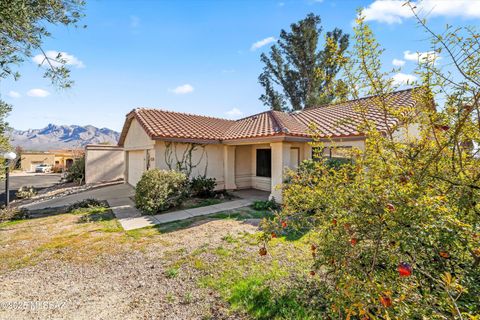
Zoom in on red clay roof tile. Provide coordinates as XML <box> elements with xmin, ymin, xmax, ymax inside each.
<box><xmin>118</xmin><ymin>88</ymin><xmax>422</xmax><ymax>145</ymax></box>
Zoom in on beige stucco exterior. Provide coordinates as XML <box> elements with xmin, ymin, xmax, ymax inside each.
<box><xmin>119</xmin><ymin>119</ymin><xmax>373</xmax><ymax>202</ymax></box>
<box><xmin>85</xmin><ymin>145</ymin><xmax>124</xmax><ymax>184</ymax></box>
<box><xmin>20</xmin><ymin>153</ymin><xmax>55</xmax><ymax>171</ymax></box>
<box><xmin>20</xmin><ymin>150</ymin><xmax>83</xmax><ymax>172</ymax></box>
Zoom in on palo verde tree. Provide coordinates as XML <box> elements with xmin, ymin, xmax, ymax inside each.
<box><xmin>261</xmin><ymin>6</ymin><xmax>480</xmax><ymax>319</ymax></box>
<box><xmin>258</xmin><ymin>13</ymin><xmax>349</xmax><ymax>112</ymax></box>
<box><xmin>0</xmin><ymin>0</ymin><xmax>85</xmax><ymax>152</ymax></box>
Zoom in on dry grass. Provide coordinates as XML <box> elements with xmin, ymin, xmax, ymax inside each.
<box><xmin>0</xmin><ymin>205</ymin><xmax>315</xmax><ymax>319</ymax></box>
<box><xmin>0</xmin><ymin>207</ymin><xmax>158</xmax><ymax>273</ymax></box>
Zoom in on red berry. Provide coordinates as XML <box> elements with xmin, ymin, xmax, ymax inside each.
<box><xmin>281</xmin><ymin>221</ymin><xmax>287</xmax><ymax>228</ymax></box>
<box><xmin>271</xmin><ymin>232</ymin><xmax>277</xmax><ymax>238</ymax></box>
<box><xmin>380</xmin><ymin>295</ymin><xmax>392</xmax><ymax>307</ymax></box>
<box><xmin>332</xmin><ymin>219</ymin><xmax>337</xmax><ymax>226</ymax></box>
<box><xmin>259</xmin><ymin>247</ymin><xmax>267</xmax><ymax>256</ymax></box>
<box><xmin>386</xmin><ymin>203</ymin><xmax>396</xmax><ymax>212</ymax></box>
<box><xmin>309</xmin><ymin>270</ymin><xmax>316</xmax><ymax>276</ymax></box>
<box><xmin>398</xmin><ymin>262</ymin><xmax>412</xmax><ymax>277</ymax></box>
<box><xmin>439</xmin><ymin>251</ymin><xmax>450</xmax><ymax>259</ymax></box>
<box><xmin>350</xmin><ymin>238</ymin><xmax>358</xmax><ymax>246</ymax></box>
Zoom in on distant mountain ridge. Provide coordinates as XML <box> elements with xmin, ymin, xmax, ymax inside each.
<box><xmin>8</xmin><ymin>124</ymin><xmax>120</xmax><ymax>151</ymax></box>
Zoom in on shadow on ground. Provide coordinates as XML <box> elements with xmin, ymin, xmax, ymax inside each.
<box><xmin>127</xmin><ymin>208</ymin><xmax>273</xmax><ymax>236</ymax></box>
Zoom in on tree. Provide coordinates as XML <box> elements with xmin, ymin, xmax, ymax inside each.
<box><xmin>261</xmin><ymin>7</ymin><xmax>480</xmax><ymax>319</ymax></box>
<box><xmin>0</xmin><ymin>0</ymin><xmax>85</xmax><ymax>153</ymax></box>
<box><xmin>258</xmin><ymin>13</ymin><xmax>349</xmax><ymax>111</ymax></box>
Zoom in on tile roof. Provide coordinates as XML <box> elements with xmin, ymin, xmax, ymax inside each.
<box><xmin>293</xmin><ymin>88</ymin><xmax>418</xmax><ymax>138</ymax></box>
<box><xmin>118</xmin><ymin>88</ymin><xmax>423</xmax><ymax>145</ymax></box>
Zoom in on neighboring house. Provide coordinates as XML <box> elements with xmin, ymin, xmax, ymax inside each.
<box><xmin>20</xmin><ymin>149</ymin><xmax>84</xmax><ymax>172</ymax></box>
<box><xmin>116</xmin><ymin>88</ymin><xmax>423</xmax><ymax>202</ymax></box>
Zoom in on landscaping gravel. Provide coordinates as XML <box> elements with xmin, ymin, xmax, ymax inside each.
<box><xmin>0</xmin><ymin>218</ymin><xmax>254</xmax><ymax>320</ymax></box>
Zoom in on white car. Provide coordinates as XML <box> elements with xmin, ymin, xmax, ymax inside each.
<box><xmin>35</xmin><ymin>164</ymin><xmax>52</xmax><ymax>173</ymax></box>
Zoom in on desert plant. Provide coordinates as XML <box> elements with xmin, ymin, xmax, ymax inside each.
<box><xmin>52</xmin><ymin>165</ymin><xmax>64</xmax><ymax>173</ymax></box>
<box><xmin>189</xmin><ymin>176</ymin><xmax>216</xmax><ymax>198</ymax></box>
<box><xmin>135</xmin><ymin>169</ymin><xmax>188</xmax><ymax>215</ymax></box>
<box><xmin>15</xmin><ymin>186</ymin><xmax>37</xmax><ymax>199</ymax></box>
<box><xmin>0</xmin><ymin>207</ymin><xmax>29</xmax><ymax>222</ymax></box>
<box><xmin>261</xmin><ymin>11</ymin><xmax>480</xmax><ymax>319</ymax></box>
<box><xmin>64</xmin><ymin>157</ymin><xmax>85</xmax><ymax>184</ymax></box>
<box><xmin>67</xmin><ymin>199</ymin><xmax>106</xmax><ymax>213</ymax></box>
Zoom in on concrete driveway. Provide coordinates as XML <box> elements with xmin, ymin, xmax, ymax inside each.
<box><xmin>23</xmin><ymin>183</ymin><xmax>135</xmax><ymax>211</ymax></box>
<box><xmin>0</xmin><ymin>173</ymin><xmax>62</xmax><ymax>204</ymax></box>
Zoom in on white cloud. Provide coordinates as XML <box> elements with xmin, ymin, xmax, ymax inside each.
<box><xmin>403</xmin><ymin>50</ymin><xmax>440</xmax><ymax>64</ymax></box>
<box><xmin>7</xmin><ymin>91</ymin><xmax>21</xmax><ymax>98</ymax></box>
<box><xmin>392</xmin><ymin>59</ymin><xmax>405</xmax><ymax>67</ymax></box>
<box><xmin>170</xmin><ymin>84</ymin><xmax>194</xmax><ymax>95</ymax></box>
<box><xmin>225</xmin><ymin>108</ymin><xmax>243</xmax><ymax>118</ymax></box>
<box><xmin>32</xmin><ymin>50</ymin><xmax>85</xmax><ymax>68</ymax></box>
<box><xmin>363</xmin><ymin>0</ymin><xmax>480</xmax><ymax>24</ymax></box>
<box><xmin>27</xmin><ymin>88</ymin><xmax>50</xmax><ymax>98</ymax></box>
<box><xmin>250</xmin><ymin>37</ymin><xmax>276</xmax><ymax>51</ymax></box>
<box><xmin>392</xmin><ymin>73</ymin><xmax>417</xmax><ymax>85</ymax></box>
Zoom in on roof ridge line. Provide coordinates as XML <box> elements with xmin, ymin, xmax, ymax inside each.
<box><xmin>235</xmin><ymin>109</ymin><xmax>282</xmax><ymax>122</ymax></box>
<box><xmin>134</xmin><ymin>107</ymin><xmax>235</xmax><ymax>122</ymax></box>
<box><xmin>268</xmin><ymin>110</ymin><xmax>284</xmax><ymax>133</ymax></box>
<box><xmin>270</xmin><ymin>110</ymin><xmax>306</xmax><ymax>134</ymax></box>
<box><xmin>298</xmin><ymin>87</ymin><xmax>421</xmax><ymax>112</ymax></box>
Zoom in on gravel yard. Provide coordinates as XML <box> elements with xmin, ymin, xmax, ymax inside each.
<box><xmin>0</xmin><ymin>207</ymin><xmax>258</xmax><ymax>320</ymax></box>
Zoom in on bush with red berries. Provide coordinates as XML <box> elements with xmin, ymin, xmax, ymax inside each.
<box><xmin>261</xmin><ymin>14</ymin><xmax>480</xmax><ymax>319</ymax></box>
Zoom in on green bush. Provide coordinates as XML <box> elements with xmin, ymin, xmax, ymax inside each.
<box><xmin>135</xmin><ymin>169</ymin><xmax>188</xmax><ymax>215</ymax></box>
<box><xmin>15</xmin><ymin>186</ymin><xmax>37</xmax><ymax>199</ymax></box>
<box><xmin>252</xmin><ymin>199</ymin><xmax>279</xmax><ymax>211</ymax></box>
<box><xmin>190</xmin><ymin>175</ymin><xmax>216</xmax><ymax>198</ymax></box>
<box><xmin>64</xmin><ymin>157</ymin><xmax>85</xmax><ymax>184</ymax></box>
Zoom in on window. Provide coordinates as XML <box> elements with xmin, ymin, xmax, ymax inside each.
<box><xmin>312</xmin><ymin>146</ymin><xmax>353</xmax><ymax>160</ymax></box>
<box><xmin>256</xmin><ymin>149</ymin><xmax>271</xmax><ymax>177</ymax></box>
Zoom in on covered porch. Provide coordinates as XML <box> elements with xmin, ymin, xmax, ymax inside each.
<box><xmin>222</xmin><ymin>140</ymin><xmax>312</xmax><ymax>202</ymax></box>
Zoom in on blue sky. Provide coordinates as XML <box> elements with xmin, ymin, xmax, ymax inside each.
<box><xmin>2</xmin><ymin>0</ymin><xmax>480</xmax><ymax>131</ymax></box>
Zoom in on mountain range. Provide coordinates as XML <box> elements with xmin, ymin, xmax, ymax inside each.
<box><xmin>8</xmin><ymin>124</ymin><xmax>120</xmax><ymax>151</ymax></box>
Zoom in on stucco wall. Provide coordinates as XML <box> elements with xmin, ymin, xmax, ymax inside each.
<box><xmin>124</xmin><ymin>119</ymin><xmax>155</xmax><ymax>150</ymax></box>
<box><xmin>21</xmin><ymin>153</ymin><xmax>55</xmax><ymax>171</ymax></box>
<box><xmin>85</xmin><ymin>145</ymin><xmax>124</xmax><ymax>184</ymax></box>
<box><xmin>234</xmin><ymin>145</ymin><xmax>252</xmax><ymax>189</ymax></box>
<box><xmin>154</xmin><ymin>141</ymin><xmax>225</xmax><ymax>189</ymax></box>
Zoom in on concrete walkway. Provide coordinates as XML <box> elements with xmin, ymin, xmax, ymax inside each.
<box><xmin>21</xmin><ymin>182</ymin><xmax>269</xmax><ymax>231</ymax></box>
<box><xmin>115</xmin><ymin>198</ymin><xmax>257</xmax><ymax>231</ymax></box>
<box><xmin>116</xmin><ymin>189</ymin><xmax>269</xmax><ymax>231</ymax></box>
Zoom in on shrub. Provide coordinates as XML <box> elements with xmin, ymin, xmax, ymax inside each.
<box><xmin>135</xmin><ymin>169</ymin><xmax>188</xmax><ymax>214</ymax></box>
<box><xmin>252</xmin><ymin>199</ymin><xmax>279</xmax><ymax>211</ymax></box>
<box><xmin>52</xmin><ymin>165</ymin><xmax>64</xmax><ymax>173</ymax></box>
<box><xmin>0</xmin><ymin>207</ymin><xmax>29</xmax><ymax>222</ymax></box>
<box><xmin>15</xmin><ymin>186</ymin><xmax>37</xmax><ymax>199</ymax></box>
<box><xmin>64</xmin><ymin>157</ymin><xmax>85</xmax><ymax>184</ymax></box>
<box><xmin>67</xmin><ymin>199</ymin><xmax>106</xmax><ymax>213</ymax></box>
<box><xmin>261</xmin><ymin>16</ymin><xmax>480</xmax><ymax>319</ymax></box>
<box><xmin>190</xmin><ymin>176</ymin><xmax>216</xmax><ymax>198</ymax></box>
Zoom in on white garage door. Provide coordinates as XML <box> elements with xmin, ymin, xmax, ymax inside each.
<box><xmin>127</xmin><ymin>150</ymin><xmax>145</xmax><ymax>186</ymax></box>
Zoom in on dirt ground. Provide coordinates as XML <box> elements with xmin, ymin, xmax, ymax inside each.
<box><xmin>0</xmin><ymin>210</ymin><xmax>257</xmax><ymax>320</ymax></box>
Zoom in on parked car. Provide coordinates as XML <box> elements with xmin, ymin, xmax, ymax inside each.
<box><xmin>35</xmin><ymin>164</ymin><xmax>52</xmax><ymax>173</ymax></box>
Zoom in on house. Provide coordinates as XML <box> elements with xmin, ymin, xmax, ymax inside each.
<box><xmin>20</xmin><ymin>149</ymin><xmax>84</xmax><ymax>172</ymax></box>
<box><xmin>115</xmin><ymin>88</ymin><xmax>423</xmax><ymax>202</ymax></box>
